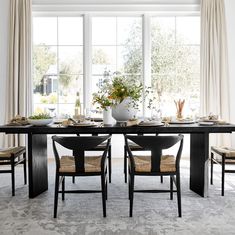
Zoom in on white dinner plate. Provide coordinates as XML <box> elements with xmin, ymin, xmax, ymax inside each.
<box><xmin>169</xmin><ymin>120</ymin><xmax>195</xmax><ymax>124</ymax></box>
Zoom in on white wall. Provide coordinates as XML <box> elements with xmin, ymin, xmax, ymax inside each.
<box><xmin>225</xmin><ymin>0</ymin><xmax>235</xmax><ymax>147</ymax></box>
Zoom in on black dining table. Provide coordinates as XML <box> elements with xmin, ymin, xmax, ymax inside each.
<box><xmin>1</xmin><ymin>122</ymin><xmax>235</xmax><ymax>198</ymax></box>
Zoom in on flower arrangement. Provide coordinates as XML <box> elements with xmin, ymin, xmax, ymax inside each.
<box><xmin>92</xmin><ymin>72</ymin><xmax>143</xmax><ymax>110</ymax></box>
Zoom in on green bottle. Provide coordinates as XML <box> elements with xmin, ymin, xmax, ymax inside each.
<box><xmin>75</xmin><ymin>92</ymin><xmax>81</xmax><ymax>116</ymax></box>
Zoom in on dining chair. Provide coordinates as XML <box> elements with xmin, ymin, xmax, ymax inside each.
<box><xmin>125</xmin><ymin>134</ymin><xmax>184</xmax><ymax>217</ymax></box>
<box><xmin>123</xmin><ymin>133</ymin><xmax>163</xmax><ymax>184</ymax></box>
<box><xmin>211</xmin><ymin>146</ymin><xmax>235</xmax><ymax>196</ymax></box>
<box><xmin>0</xmin><ymin>146</ymin><xmax>27</xmax><ymax>196</ymax></box>
<box><xmin>52</xmin><ymin>135</ymin><xmax>111</xmax><ymax>218</ymax></box>
<box><xmin>73</xmin><ymin>133</ymin><xmax>112</xmax><ymax>183</ymax></box>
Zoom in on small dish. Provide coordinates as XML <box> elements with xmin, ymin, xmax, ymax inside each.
<box><xmin>198</xmin><ymin>121</ymin><xmax>214</xmax><ymax>126</ymax></box>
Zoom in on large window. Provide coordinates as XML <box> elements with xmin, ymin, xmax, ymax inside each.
<box><xmin>33</xmin><ymin>17</ymin><xmax>83</xmax><ymax>117</ymax></box>
<box><xmin>151</xmin><ymin>16</ymin><xmax>200</xmax><ymax>117</ymax></box>
<box><xmin>33</xmin><ymin>14</ymin><xmax>200</xmax><ymax>118</ymax></box>
<box><xmin>91</xmin><ymin>16</ymin><xmax>142</xmax><ymax>94</ymax></box>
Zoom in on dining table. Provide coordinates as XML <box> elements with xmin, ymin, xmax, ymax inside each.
<box><xmin>1</xmin><ymin>122</ymin><xmax>235</xmax><ymax>198</ymax></box>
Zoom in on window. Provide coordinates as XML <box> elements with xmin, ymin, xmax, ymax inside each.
<box><xmin>33</xmin><ymin>17</ymin><xmax>83</xmax><ymax>117</ymax></box>
<box><xmin>91</xmin><ymin>16</ymin><xmax>142</xmax><ymax>97</ymax></box>
<box><xmin>32</xmin><ymin>14</ymin><xmax>200</xmax><ymax>119</ymax></box>
<box><xmin>151</xmin><ymin>16</ymin><xmax>200</xmax><ymax>117</ymax></box>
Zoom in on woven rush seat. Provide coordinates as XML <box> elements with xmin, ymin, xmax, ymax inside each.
<box><xmin>211</xmin><ymin>146</ymin><xmax>235</xmax><ymax>158</ymax></box>
<box><xmin>0</xmin><ymin>145</ymin><xmax>27</xmax><ymax>196</ymax></box>
<box><xmin>133</xmin><ymin>155</ymin><xmax>176</xmax><ymax>172</ymax></box>
<box><xmin>59</xmin><ymin>156</ymin><xmax>102</xmax><ymax>173</ymax></box>
<box><xmin>0</xmin><ymin>146</ymin><xmax>26</xmax><ymax>158</ymax></box>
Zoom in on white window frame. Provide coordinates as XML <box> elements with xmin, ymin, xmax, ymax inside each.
<box><xmin>32</xmin><ymin>4</ymin><xmax>200</xmax><ymax>117</ymax></box>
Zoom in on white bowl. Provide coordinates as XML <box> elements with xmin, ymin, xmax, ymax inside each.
<box><xmin>28</xmin><ymin>118</ymin><xmax>53</xmax><ymax>126</ymax></box>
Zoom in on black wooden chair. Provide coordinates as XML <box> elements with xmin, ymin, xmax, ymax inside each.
<box><xmin>124</xmin><ymin>134</ymin><xmax>163</xmax><ymax>184</ymax></box>
<box><xmin>73</xmin><ymin>134</ymin><xmax>112</xmax><ymax>183</ymax></box>
<box><xmin>0</xmin><ymin>146</ymin><xmax>27</xmax><ymax>196</ymax></box>
<box><xmin>52</xmin><ymin>135</ymin><xmax>111</xmax><ymax>218</ymax></box>
<box><xmin>211</xmin><ymin>146</ymin><xmax>235</xmax><ymax>196</ymax></box>
<box><xmin>125</xmin><ymin>134</ymin><xmax>184</xmax><ymax>217</ymax></box>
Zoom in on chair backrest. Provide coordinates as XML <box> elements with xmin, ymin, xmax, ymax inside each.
<box><xmin>125</xmin><ymin>135</ymin><xmax>184</xmax><ymax>172</ymax></box>
<box><xmin>52</xmin><ymin>135</ymin><xmax>111</xmax><ymax>172</ymax></box>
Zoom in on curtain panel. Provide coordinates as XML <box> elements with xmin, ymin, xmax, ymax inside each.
<box><xmin>4</xmin><ymin>0</ymin><xmax>32</xmax><ymax>146</ymax></box>
<box><xmin>200</xmin><ymin>0</ymin><xmax>230</xmax><ymax>146</ymax></box>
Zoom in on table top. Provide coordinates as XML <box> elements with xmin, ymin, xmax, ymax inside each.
<box><xmin>1</xmin><ymin>123</ymin><xmax>235</xmax><ymax>134</ymax></box>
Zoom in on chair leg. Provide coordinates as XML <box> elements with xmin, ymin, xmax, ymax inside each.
<box><xmin>72</xmin><ymin>176</ymin><xmax>75</xmax><ymax>184</ymax></box>
<box><xmin>54</xmin><ymin>174</ymin><xmax>60</xmax><ymax>218</ymax></box>
<box><xmin>124</xmin><ymin>146</ymin><xmax>127</xmax><ymax>183</ymax></box>
<box><xmin>105</xmin><ymin>179</ymin><xmax>108</xmax><ymax>200</ymax></box>
<box><xmin>108</xmin><ymin>146</ymin><xmax>112</xmax><ymax>183</ymax></box>
<box><xmin>161</xmin><ymin>175</ymin><xmax>163</xmax><ymax>183</ymax></box>
<box><xmin>23</xmin><ymin>152</ymin><xmax>27</xmax><ymax>185</ymax></box>
<box><xmin>129</xmin><ymin>172</ymin><xmax>135</xmax><ymax>217</ymax></box>
<box><xmin>210</xmin><ymin>152</ymin><xmax>214</xmax><ymax>185</ymax></box>
<box><xmin>128</xmin><ymin>172</ymin><xmax>131</xmax><ymax>200</ymax></box>
<box><xmin>176</xmin><ymin>173</ymin><xmax>182</xmax><ymax>217</ymax></box>
<box><xmin>170</xmin><ymin>176</ymin><xmax>173</xmax><ymax>200</ymax></box>
<box><xmin>62</xmin><ymin>177</ymin><xmax>65</xmax><ymax>201</ymax></box>
<box><xmin>222</xmin><ymin>155</ymin><xmax>225</xmax><ymax>196</ymax></box>
<box><xmin>101</xmin><ymin>173</ymin><xmax>107</xmax><ymax>217</ymax></box>
<box><xmin>11</xmin><ymin>158</ymin><xmax>15</xmax><ymax>196</ymax></box>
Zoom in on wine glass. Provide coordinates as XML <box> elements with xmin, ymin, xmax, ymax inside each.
<box><xmin>85</xmin><ymin>108</ymin><xmax>91</xmax><ymax>122</ymax></box>
<box><xmin>151</xmin><ymin>107</ymin><xmax>162</xmax><ymax>122</ymax></box>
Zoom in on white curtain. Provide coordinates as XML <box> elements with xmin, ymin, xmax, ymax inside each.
<box><xmin>200</xmin><ymin>0</ymin><xmax>231</xmax><ymax>146</ymax></box>
<box><xmin>4</xmin><ymin>0</ymin><xmax>32</xmax><ymax>147</ymax></box>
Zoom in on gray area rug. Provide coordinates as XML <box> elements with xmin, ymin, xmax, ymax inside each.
<box><xmin>1</xmin><ymin>159</ymin><xmax>235</xmax><ymax>235</ymax></box>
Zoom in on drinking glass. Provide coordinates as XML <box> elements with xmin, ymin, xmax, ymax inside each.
<box><xmin>85</xmin><ymin>108</ymin><xmax>91</xmax><ymax>122</ymax></box>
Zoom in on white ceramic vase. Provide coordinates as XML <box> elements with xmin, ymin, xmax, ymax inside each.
<box><xmin>112</xmin><ymin>98</ymin><xmax>137</xmax><ymax>122</ymax></box>
<box><xmin>103</xmin><ymin>107</ymin><xmax>114</xmax><ymax>125</ymax></box>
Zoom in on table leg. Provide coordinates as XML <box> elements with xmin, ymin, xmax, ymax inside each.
<box><xmin>28</xmin><ymin>134</ymin><xmax>48</xmax><ymax>198</ymax></box>
<box><xmin>190</xmin><ymin>133</ymin><xmax>209</xmax><ymax>197</ymax></box>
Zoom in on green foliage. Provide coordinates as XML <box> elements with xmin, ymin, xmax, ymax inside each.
<box><xmin>109</xmin><ymin>73</ymin><xmax>142</xmax><ymax>104</ymax></box>
<box><xmin>48</xmin><ymin>93</ymin><xmax>57</xmax><ymax>104</ymax></box>
<box><xmin>59</xmin><ymin>64</ymin><xmax>74</xmax><ymax>91</ymax></box>
<box><xmin>92</xmin><ymin>48</ymin><xmax>110</xmax><ymax>64</ymax></box>
<box><xmin>39</xmin><ymin>93</ymin><xmax>57</xmax><ymax>104</ymax></box>
<box><xmin>33</xmin><ymin>45</ymin><xmax>56</xmax><ymax>86</ymax></box>
<box><xmin>29</xmin><ymin>113</ymin><xmax>51</xmax><ymax>119</ymax></box>
<box><xmin>93</xmin><ymin>92</ymin><xmax>113</xmax><ymax>110</ymax></box>
<box><xmin>92</xmin><ymin>72</ymin><xmax>143</xmax><ymax>110</ymax></box>
<box><xmin>122</xmin><ymin>19</ymin><xmax>200</xmax><ymax>101</ymax></box>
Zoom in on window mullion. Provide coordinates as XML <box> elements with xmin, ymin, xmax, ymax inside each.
<box><xmin>143</xmin><ymin>14</ymin><xmax>151</xmax><ymax>118</ymax></box>
<box><xmin>83</xmin><ymin>14</ymin><xmax>92</xmax><ymax>113</ymax></box>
